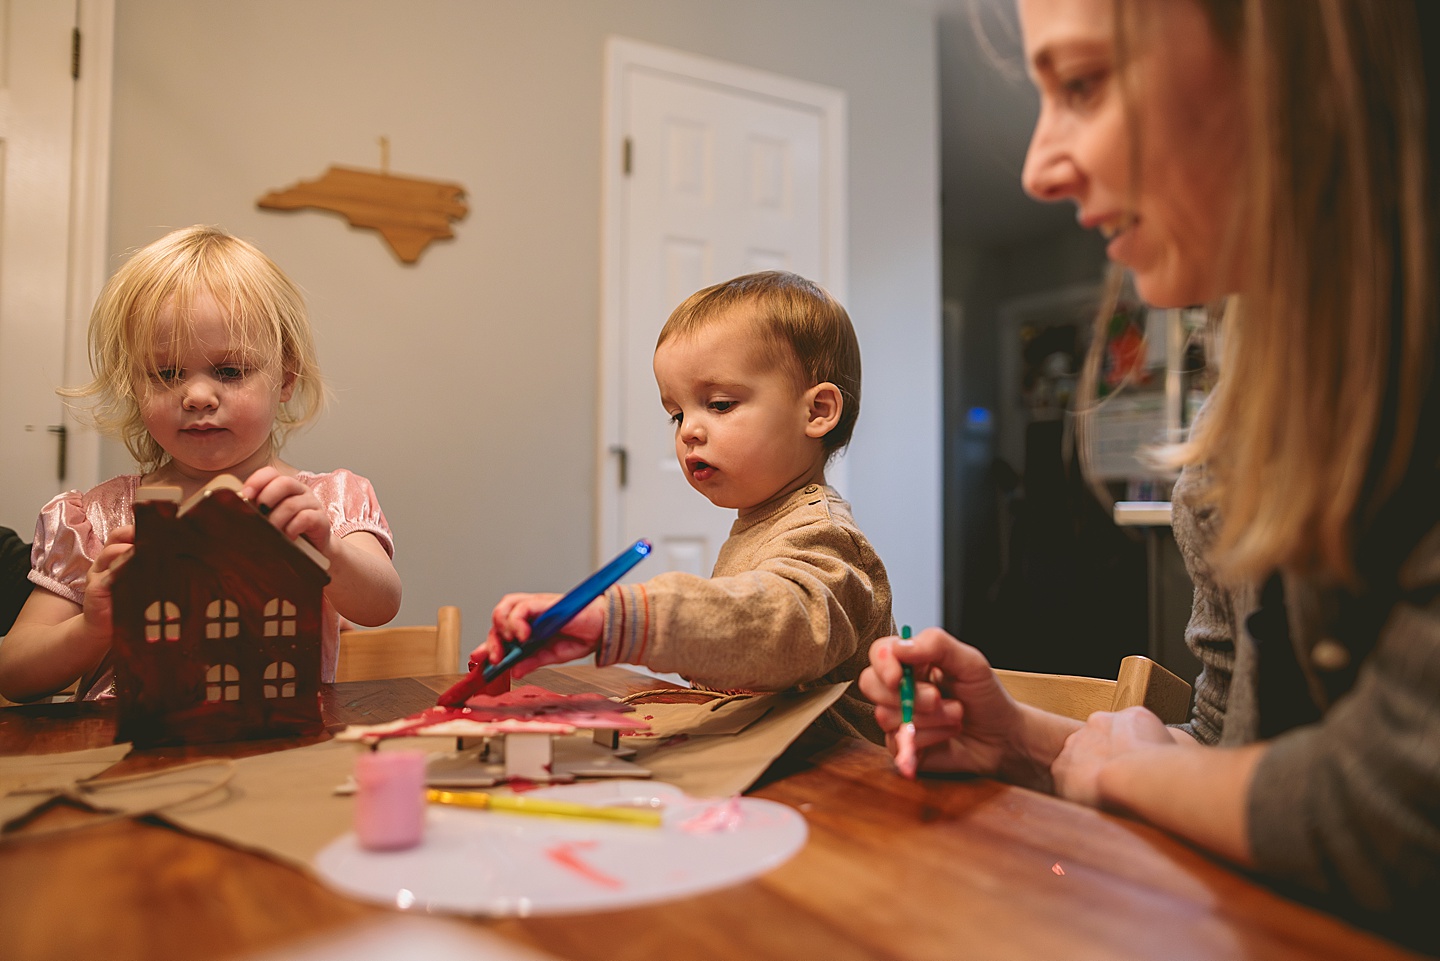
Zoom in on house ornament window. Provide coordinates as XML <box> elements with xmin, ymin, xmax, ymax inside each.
<box><xmin>264</xmin><ymin>661</ymin><xmax>297</xmax><ymax>699</ymax></box>
<box><xmin>205</xmin><ymin>663</ymin><xmax>240</xmax><ymax>702</ymax></box>
<box><xmin>205</xmin><ymin>598</ymin><xmax>241</xmax><ymax>639</ymax></box>
<box><xmin>144</xmin><ymin>601</ymin><xmax>181</xmax><ymax>642</ymax></box>
<box><xmin>264</xmin><ymin>598</ymin><xmax>298</xmax><ymax>637</ymax></box>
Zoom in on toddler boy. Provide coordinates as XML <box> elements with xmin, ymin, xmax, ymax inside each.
<box><xmin>479</xmin><ymin>271</ymin><xmax>893</xmax><ymax>741</ymax></box>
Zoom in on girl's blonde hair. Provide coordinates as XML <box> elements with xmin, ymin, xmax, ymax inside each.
<box><xmin>1085</xmin><ymin>1</ymin><xmax>1435</xmax><ymax>588</ymax></box>
<box><xmin>66</xmin><ymin>225</ymin><xmax>325</xmax><ymax>473</ymax></box>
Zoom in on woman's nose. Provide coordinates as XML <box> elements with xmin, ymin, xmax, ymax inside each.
<box><xmin>1020</xmin><ymin>115</ymin><xmax>1080</xmax><ymax>203</ymax></box>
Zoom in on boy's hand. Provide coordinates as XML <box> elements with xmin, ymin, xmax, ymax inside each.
<box><xmin>471</xmin><ymin>593</ymin><xmax>605</xmax><ymax>679</ymax></box>
<box><xmin>82</xmin><ymin>525</ymin><xmax>135</xmax><ymax>642</ymax></box>
<box><xmin>242</xmin><ymin>467</ymin><xmax>333</xmax><ymax>554</ymax></box>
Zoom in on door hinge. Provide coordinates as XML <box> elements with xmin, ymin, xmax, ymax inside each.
<box><xmin>72</xmin><ymin>28</ymin><xmax>81</xmax><ymax>80</ymax></box>
<box><xmin>623</xmin><ymin>138</ymin><xmax>633</xmax><ymax>176</ymax></box>
<box><xmin>47</xmin><ymin>424</ymin><xmax>68</xmax><ymax>480</ymax></box>
<box><xmin>608</xmin><ymin>445</ymin><xmax>629</xmax><ymax>488</ymax></box>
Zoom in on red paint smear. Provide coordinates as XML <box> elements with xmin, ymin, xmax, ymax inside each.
<box><xmin>367</xmin><ymin>685</ymin><xmax>651</xmax><ymax>742</ymax></box>
<box><xmin>1051</xmin><ymin>863</ymin><xmax>1066</xmax><ymax>876</ymax></box>
<box><xmin>507</xmin><ymin>778</ymin><xmax>542</xmax><ymax>793</ymax></box>
<box><xmin>546</xmin><ymin>841</ymin><xmax>624</xmax><ymax>889</ymax></box>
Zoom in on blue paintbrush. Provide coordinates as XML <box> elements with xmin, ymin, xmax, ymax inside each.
<box><xmin>436</xmin><ymin>539</ymin><xmax>652</xmax><ymax>707</ymax></box>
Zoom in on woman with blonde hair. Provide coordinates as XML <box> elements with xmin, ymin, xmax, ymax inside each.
<box><xmin>862</xmin><ymin>0</ymin><xmax>1440</xmax><ymax>945</ymax></box>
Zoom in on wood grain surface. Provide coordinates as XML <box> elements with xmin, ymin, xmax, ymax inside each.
<box><xmin>0</xmin><ymin>668</ymin><xmax>1423</xmax><ymax>961</ymax></box>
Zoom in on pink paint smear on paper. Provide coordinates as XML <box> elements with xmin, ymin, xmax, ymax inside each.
<box><xmin>545</xmin><ymin>841</ymin><xmax>624</xmax><ymax>889</ymax></box>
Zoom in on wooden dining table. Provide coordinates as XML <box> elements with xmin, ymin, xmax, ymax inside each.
<box><xmin>0</xmin><ymin>665</ymin><xmax>1426</xmax><ymax>961</ymax></box>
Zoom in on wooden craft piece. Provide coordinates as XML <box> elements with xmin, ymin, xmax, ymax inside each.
<box><xmin>336</xmin><ymin>686</ymin><xmax>653</xmax><ymax>786</ymax></box>
<box><xmin>257</xmin><ymin>165</ymin><xmax>467</xmax><ymax>263</ymax></box>
<box><xmin>110</xmin><ymin>475</ymin><xmax>331</xmax><ymax>747</ymax></box>
<box><xmin>335</xmin><ymin>686</ymin><xmax>650</xmax><ymax>744</ymax></box>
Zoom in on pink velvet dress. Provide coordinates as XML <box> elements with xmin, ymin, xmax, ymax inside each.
<box><xmin>28</xmin><ymin>468</ymin><xmax>394</xmax><ymax>699</ymax></box>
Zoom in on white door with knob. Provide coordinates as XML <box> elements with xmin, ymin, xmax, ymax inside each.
<box><xmin>0</xmin><ymin>0</ymin><xmax>109</xmax><ymax>536</ymax></box>
<box><xmin>599</xmin><ymin>38</ymin><xmax>846</xmax><ymax>576</ymax></box>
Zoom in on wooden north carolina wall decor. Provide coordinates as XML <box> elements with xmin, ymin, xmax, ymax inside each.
<box><xmin>257</xmin><ymin>165</ymin><xmax>468</xmax><ymax>263</ymax></box>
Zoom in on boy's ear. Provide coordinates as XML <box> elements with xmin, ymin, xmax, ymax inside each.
<box><xmin>279</xmin><ymin>369</ymin><xmax>297</xmax><ymax>403</ymax></box>
<box><xmin>803</xmin><ymin>382</ymin><xmax>843</xmax><ymax>439</ymax></box>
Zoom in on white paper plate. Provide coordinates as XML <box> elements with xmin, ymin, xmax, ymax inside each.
<box><xmin>312</xmin><ymin>780</ymin><xmax>806</xmax><ymax>916</ymax></box>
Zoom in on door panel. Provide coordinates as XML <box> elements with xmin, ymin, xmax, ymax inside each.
<box><xmin>0</xmin><ymin>0</ymin><xmax>77</xmax><ymax>528</ymax></box>
<box><xmin>615</xmin><ymin>66</ymin><xmax>825</xmax><ymax>576</ymax></box>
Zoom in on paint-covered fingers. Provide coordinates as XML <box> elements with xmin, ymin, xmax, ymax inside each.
<box><xmin>490</xmin><ymin>592</ymin><xmax>563</xmax><ymax>644</ymax></box>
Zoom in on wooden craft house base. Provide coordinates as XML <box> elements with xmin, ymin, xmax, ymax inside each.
<box><xmin>417</xmin><ymin>733</ymin><xmax>652</xmax><ymax>788</ymax></box>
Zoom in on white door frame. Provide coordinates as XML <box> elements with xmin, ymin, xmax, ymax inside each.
<box><xmin>596</xmin><ymin>36</ymin><xmax>847</xmax><ymax>564</ymax></box>
<box><xmin>65</xmin><ymin>0</ymin><xmax>115</xmax><ymax>493</ymax></box>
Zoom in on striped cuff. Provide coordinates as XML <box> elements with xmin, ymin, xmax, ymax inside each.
<box><xmin>600</xmin><ymin>583</ymin><xmax>651</xmax><ymax>666</ymax></box>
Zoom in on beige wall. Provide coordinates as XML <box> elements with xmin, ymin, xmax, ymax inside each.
<box><xmin>105</xmin><ymin>0</ymin><xmax>942</xmax><ymax>658</ymax></box>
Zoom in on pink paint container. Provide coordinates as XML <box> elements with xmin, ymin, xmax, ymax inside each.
<box><xmin>353</xmin><ymin>750</ymin><xmax>426</xmax><ymax>851</ymax></box>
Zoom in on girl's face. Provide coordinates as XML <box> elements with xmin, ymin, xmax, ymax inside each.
<box><xmin>139</xmin><ymin>291</ymin><xmax>294</xmax><ymax>486</ymax></box>
<box><xmin>1018</xmin><ymin>0</ymin><xmax>1245</xmax><ymax>307</ymax></box>
<box><xmin>654</xmin><ymin>316</ymin><xmax>826</xmax><ymax>513</ymax></box>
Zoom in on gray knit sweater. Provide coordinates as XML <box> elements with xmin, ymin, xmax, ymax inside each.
<box><xmin>1172</xmin><ymin>458</ymin><xmax>1440</xmax><ymax>942</ymax></box>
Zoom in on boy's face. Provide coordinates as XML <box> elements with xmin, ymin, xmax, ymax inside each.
<box><xmin>654</xmin><ymin>317</ymin><xmax>826</xmax><ymax>512</ymax></box>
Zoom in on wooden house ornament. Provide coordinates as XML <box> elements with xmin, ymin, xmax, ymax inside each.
<box><xmin>110</xmin><ymin>476</ymin><xmax>331</xmax><ymax>747</ymax></box>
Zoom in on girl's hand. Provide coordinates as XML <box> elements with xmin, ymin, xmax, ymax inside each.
<box><xmin>471</xmin><ymin>593</ymin><xmax>605</xmax><ymax>679</ymax></box>
<box><xmin>81</xmin><ymin>525</ymin><xmax>135</xmax><ymax>642</ymax></box>
<box><xmin>1051</xmin><ymin>706</ymin><xmax>1175</xmax><ymax>808</ymax></box>
<box><xmin>242</xmin><ymin>466</ymin><xmax>333</xmax><ymax>554</ymax></box>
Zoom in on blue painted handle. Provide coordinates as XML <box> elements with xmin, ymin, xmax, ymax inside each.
<box><xmin>482</xmin><ymin>539</ymin><xmax>652</xmax><ymax>682</ymax></box>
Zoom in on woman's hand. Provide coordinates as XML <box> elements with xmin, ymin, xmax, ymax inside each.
<box><xmin>1051</xmin><ymin>705</ymin><xmax>1176</xmax><ymax>807</ymax></box>
<box><xmin>860</xmin><ymin>628</ymin><xmax>1042</xmax><ymax>783</ymax></box>
<box><xmin>472</xmin><ymin>593</ymin><xmax>605</xmax><ymax>679</ymax></box>
<box><xmin>242</xmin><ymin>466</ymin><xmax>332</xmax><ymax>554</ymax></box>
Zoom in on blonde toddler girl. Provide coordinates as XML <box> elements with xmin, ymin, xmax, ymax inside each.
<box><xmin>0</xmin><ymin>225</ymin><xmax>401</xmax><ymax>701</ymax></box>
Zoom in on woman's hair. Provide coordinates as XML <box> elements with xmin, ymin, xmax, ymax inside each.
<box><xmin>1090</xmin><ymin>0</ymin><xmax>1436</xmax><ymax>587</ymax></box>
<box><xmin>67</xmin><ymin>225</ymin><xmax>325</xmax><ymax>473</ymax></box>
<box><xmin>657</xmin><ymin>271</ymin><xmax>863</xmax><ymax>454</ymax></box>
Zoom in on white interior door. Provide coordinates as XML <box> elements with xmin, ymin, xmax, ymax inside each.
<box><xmin>600</xmin><ymin>38</ymin><xmax>846</xmax><ymax>575</ymax></box>
<box><xmin>0</xmin><ymin>0</ymin><xmax>109</xmax><ymax>537</ymax></box>
<box><xmin>0</xmin><ymin>0</ymin><xmax>76</xmax><ymax>528</ymax></box>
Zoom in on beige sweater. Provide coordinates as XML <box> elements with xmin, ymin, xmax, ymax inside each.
<box><xmin>598</xmin><ymin>483</ymin><xmax>893</xmax><ymax>742</ymax></box>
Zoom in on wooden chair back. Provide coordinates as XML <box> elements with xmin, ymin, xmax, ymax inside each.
<box><xmin>995</xmin><ymin>655</ymin><xmax>1192</xmax><ymax>724</ymax></box>
<box><xmin>335</xmin><ymin>605</ymin><xmax>462</xmax><ymax>682</ymax></box>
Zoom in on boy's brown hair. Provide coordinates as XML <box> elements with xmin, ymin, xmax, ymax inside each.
<box><xmin>657</xmin><ymin>271</ymin><xmax>862</xmax><ymax>453</ymax></box>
